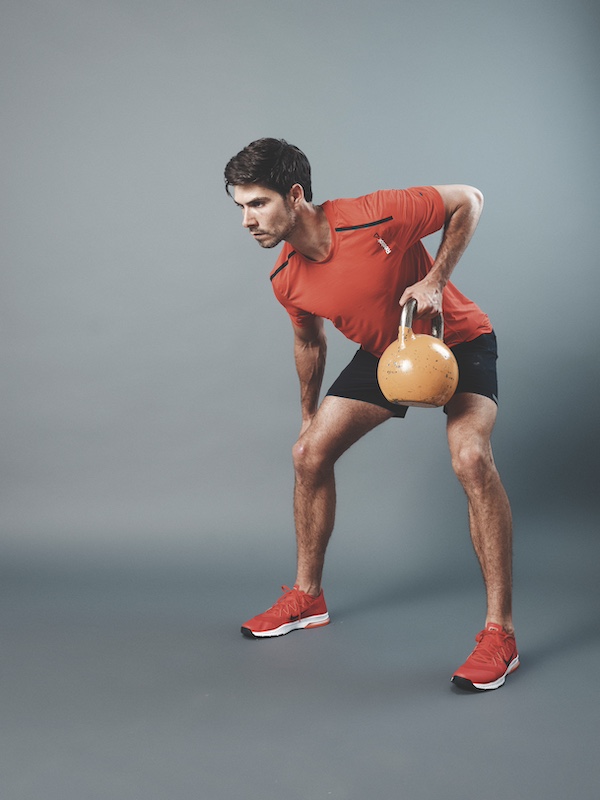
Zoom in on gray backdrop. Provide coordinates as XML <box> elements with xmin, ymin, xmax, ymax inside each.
<box><xmin>2</xmin><ymin>0</ymin><xmax>598</xmax><ymax>563</ymax></box>
<box><xmin>2</xmin><ymin>1</ymin><xmax>599</xmax><ymax>799</ymax></box>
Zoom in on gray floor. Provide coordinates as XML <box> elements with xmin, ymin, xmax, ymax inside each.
<box><xmin>2</xmin><ymin>519</ymin><xmax>599</xmax><ymax>800</ymax></box>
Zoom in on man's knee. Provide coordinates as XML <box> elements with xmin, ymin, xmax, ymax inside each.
<box><xmin>450</xmin><ymin>439</ymin><xmax>495</xmax><ymax>489</ymax></box>
<box><xmin>292</xmin><ymin>434</ymin><xmax>334</xmax><ymax>480</ymax></box>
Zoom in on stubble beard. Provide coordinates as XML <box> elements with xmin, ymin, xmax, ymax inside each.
<box><xmin>255</xmin><ymin>203</ymin><xmax>297</xmax><ymax>249</ymax></box>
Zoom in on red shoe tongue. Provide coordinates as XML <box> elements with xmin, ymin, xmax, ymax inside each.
<box><xmin>486</xmin><ymin>623</ymin><xmax>502</xmax><ymax>632</ymax></box>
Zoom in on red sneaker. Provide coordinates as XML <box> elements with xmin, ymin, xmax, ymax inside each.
<box><xmin>241</xmin><ymin>585</ymin><xmax>330</xmax><ymax>638</ymax></box>
<box><xmin>452</xmin><ymin>622</ymin><xmax>520</xmax><ymax>691</ymax></box>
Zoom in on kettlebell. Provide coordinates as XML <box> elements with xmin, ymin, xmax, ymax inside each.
<box><xmin>377</xmin><ymin>299</ymin><xmax>459</xmax><ymax>407</ymax></box>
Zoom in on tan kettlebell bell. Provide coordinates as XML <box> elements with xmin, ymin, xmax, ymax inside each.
<box><xmin>377</xmin><ymin>299</ymin><xmax>459</xmax><ymax>407</ymax></box>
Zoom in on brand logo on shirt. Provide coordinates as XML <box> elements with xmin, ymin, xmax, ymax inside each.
<box><xmin>374</xmin><ymin>233</ymin><xmax>391</xmax><ymax>254</ymax></box>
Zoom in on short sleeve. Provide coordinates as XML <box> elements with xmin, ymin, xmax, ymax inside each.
<box><xmin>370</xmin><ymin>186</ymin><xmax>445</xmax><ymax>249</ymax></box>
<box><xmin>270</xmin><ymin>250</ymin><xmax>315</xmax><ymax>327</ymax></box>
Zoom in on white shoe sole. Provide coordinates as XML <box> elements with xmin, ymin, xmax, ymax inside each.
<box><xmin>452</xmin><ymin>655</ymin><xmax>520</xmax><ymax>691</ymax></box>
<box><xmin>242</xmin><ymin>612</ymin><xmax>330</xmax><ymax>639</ymax></box>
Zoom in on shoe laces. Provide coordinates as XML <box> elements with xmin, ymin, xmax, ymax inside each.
<box><xmin>469</xmin><ymin>627</ymin><xmax>511</xmax><ymax>664</ymax></box>
<box><xmin>268</xmin><ymin>586</ymin><xmax>307</xmax><ymax>619</ymax></box>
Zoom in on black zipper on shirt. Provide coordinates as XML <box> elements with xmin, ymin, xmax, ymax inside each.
<box><xmin>270</xmin><ymin>251</ymin><xmax>296</xmax><ymax>281</ymax></box>
<box><xmin>335</xmin><ymin>216</ymin><xmax>393</xmax><ymax>232</ymax></box>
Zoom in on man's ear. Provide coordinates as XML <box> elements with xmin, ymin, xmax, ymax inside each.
<box><xmin>287</xmin><ymin>183</ymin><xmax>305</xmax><ymax>205</ymax></box>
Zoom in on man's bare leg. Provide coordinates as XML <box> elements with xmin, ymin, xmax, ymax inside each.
<box><xmin>292</xmin><ymin>396</ymin><xmax>393</xmax><ymax>596</ymax></box>
<box><xmin>446</xmin><ymin>393</ymin><xmax>513</xmax><ymax>632</ymax></box>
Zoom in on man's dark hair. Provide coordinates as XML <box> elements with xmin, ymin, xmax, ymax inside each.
<box><xmin>224</xmin><ymin>138</ymin><xmax>313</xmax><ymax>202</ymax></box>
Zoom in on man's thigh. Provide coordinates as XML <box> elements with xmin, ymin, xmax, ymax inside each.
<box><xmin>446</xmin><ymin>392</ymin><xmax>498</xmax><ymax>452</ymax></box>
<box><xmin>301</xmin><ymin>395</ymin><xmax>393</xmax><ymax>462</ymax></box>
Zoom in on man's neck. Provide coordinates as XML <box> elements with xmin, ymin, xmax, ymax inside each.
<box><xmin>287</xmin><ymin>204</ymin><xmax>331</xmax><ymax>262</ymax></box>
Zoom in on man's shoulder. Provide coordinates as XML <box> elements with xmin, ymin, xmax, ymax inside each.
<box><xmin>325</xmin><ymin>189</ymin><xmax>381</xmax><ymax>214</ymax></box>
<box><xmin>326</xmin><ymin>189</ymin><xmax>390</xmax><ymax>209</ymax></box>
<box><xmin>324</xmin><ymin>189</ymin><xmax>406</xmax><ymax>228</ymax></box>
<box><xmin>328</xmin><ymin>186</ymin><xmax>442</xmax><ymax>228</ymax></box>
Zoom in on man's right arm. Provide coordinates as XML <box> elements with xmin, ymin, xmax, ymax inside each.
<box><xmin>292</xmin><ymin>316</ymin><xmax>327</xmax><ymax>436</ymax></box>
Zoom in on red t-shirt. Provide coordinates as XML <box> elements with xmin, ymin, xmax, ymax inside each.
<box><xmin>270</xmin><ymin>187</ymin><xmax>492</xmax><ymax>357</ymax></box>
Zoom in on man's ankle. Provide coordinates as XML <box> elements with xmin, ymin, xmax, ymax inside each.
<box><xmin>296</xmin><ymin>582</ymin><xmax>321</xmax><ymax>598</ymax></box>
<box><xmin>486</xmin><ymin>618</ymin><xmax>515</xmax><ymax>636</ymax></box>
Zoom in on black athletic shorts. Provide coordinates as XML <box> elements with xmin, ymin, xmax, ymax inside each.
<box><xmin>325</xmin><ymin>331</ymin><xmax>499</xmax><ymax>418</ymax></box>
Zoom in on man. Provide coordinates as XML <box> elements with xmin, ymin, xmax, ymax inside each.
<box><xmin>224</xmin><ymin>138</ymin><xmax>518</xmax><ymax>692</ymax></box>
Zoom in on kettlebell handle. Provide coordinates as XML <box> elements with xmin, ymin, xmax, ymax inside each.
<box><xmin>400</xmin><ymin>298</ymin><xmax>444</xmax><ymax>340</ymax></box>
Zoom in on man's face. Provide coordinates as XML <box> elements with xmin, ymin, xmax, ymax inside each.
<box><xmin>233</xmin><ymin>184</ymin><xmax>297</xmax><ymax>249</ymax></box>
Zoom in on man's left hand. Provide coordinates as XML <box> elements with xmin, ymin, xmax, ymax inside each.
<box><xmin>399</xmin><ymin>280</ymin><xmax>443</xmax><ymax>318</ymax></box>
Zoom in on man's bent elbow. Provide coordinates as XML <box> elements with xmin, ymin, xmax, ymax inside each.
<box><xmin>458</xmin><ymin>185</ymin><xmax>484</xmax><ymax>213</ymax></box>
<box><xmin>434</xmin><ymin>184</ymin><xmax>484</xmax><ymax>218</ymax></box>
<box><xmin>469</xmin><ymin>186</ymin><xmax>484</xmax><ymax>211</ymax></box>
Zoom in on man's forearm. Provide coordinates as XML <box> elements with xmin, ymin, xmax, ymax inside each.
<box><xmin>400</xmin><ymin>185</ymin><xmax>484</xmax><ymax>316</ymax></box>
<box><xmin>428</xmin><ymin>187</ymin><xmax>484</xmax><ymax>291</ymax></box>
<box><xmin>294</xmin><ymin>330</ymin><xmax>327</xmax><ymax>423</ymax></box>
